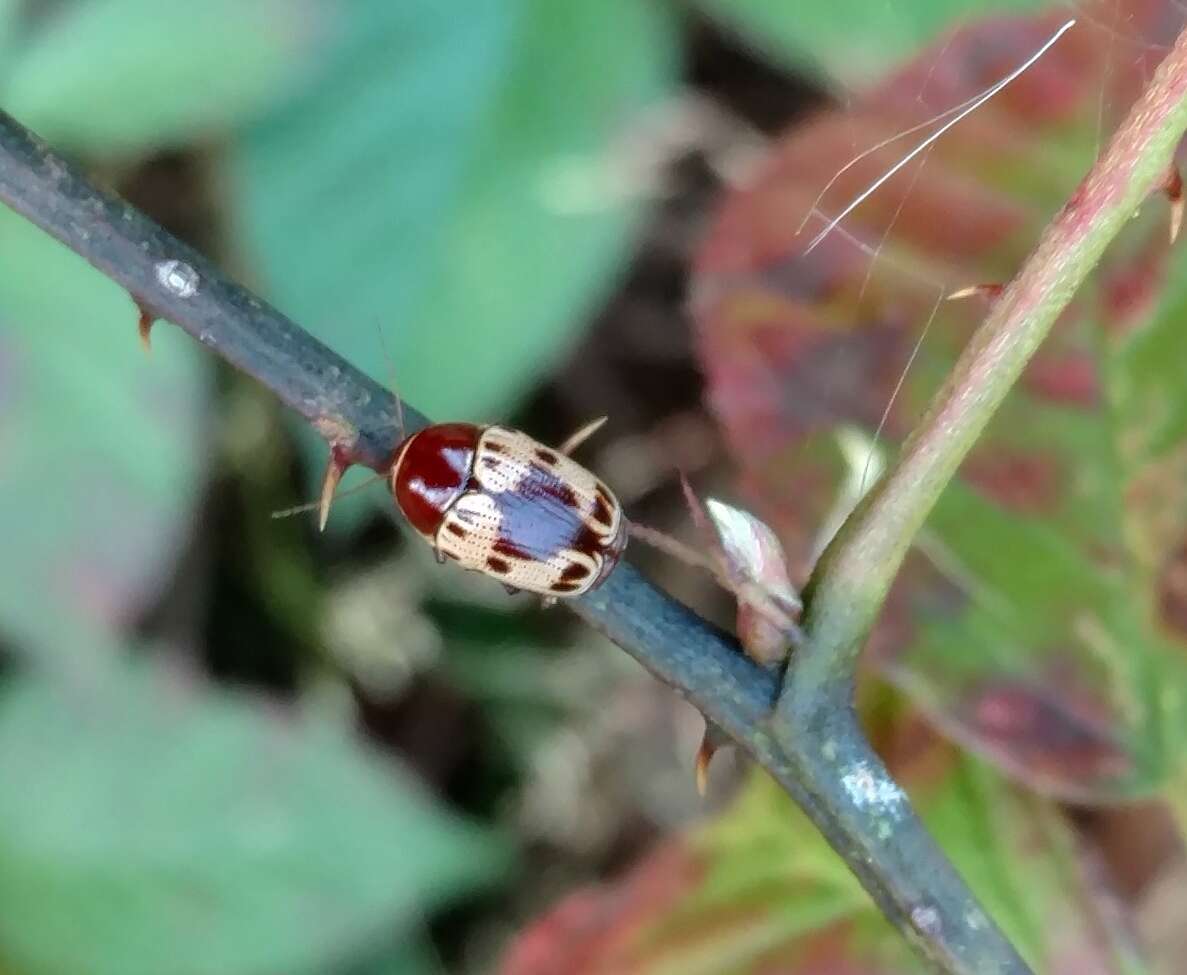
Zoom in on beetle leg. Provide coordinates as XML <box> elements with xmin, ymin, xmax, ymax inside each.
<box><xmin>503</xmin><ymin>584</ymin><xmax>521</xmax><ymax>596</ymax></box>
<box><xmin>558</xmin><ymin>415</ymin><xmax>607</xmax><ymax>455</ymax></box>
<box><xmin>435</xmin><ymin>548</ymin><xmax>446</xmax><ymax>565</ymax></box>
<box><xmin>540</xmin><ymin>595</ymin><xmax>558</xmax><ymax>609</ymax></box>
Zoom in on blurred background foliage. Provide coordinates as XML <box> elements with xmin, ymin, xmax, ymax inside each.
<box><xmin>2</xmin><ymin>1</ymin><xmax>1187</xmax><ymax>973</ymax></box>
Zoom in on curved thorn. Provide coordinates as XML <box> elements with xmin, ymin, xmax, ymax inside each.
<box><xmin>1162</xmin><ymin>161</ymin><xmax>1183</xmax><ymax>243</ymax></box>
<box><xmin>947</xmin><ymin>283</ymin><xmax>1003</xmax><ymax>303</ymax></box>
<box><xmin>318</xmin><ymin>452</ymin><xmax>348</xmax><ymax>532</ymax></box>
<box><xmin>694</xmin><ymin>731</ymin><xmax>716</xmax><ymax>797</ymax></box>
<box><xmin>134</xmin><ymin>299</ymin><xmax>155</xmax><ymax>353</ymax></box>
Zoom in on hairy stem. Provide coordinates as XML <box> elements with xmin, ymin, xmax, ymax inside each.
<box><xmin>771</xmin><ymin>18</ymin><xmax>1187</xmax><ymax>975</ymax></box>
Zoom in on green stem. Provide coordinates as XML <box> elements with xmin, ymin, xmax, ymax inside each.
<box><xmin>772</xmin><ymin>18</ymin><xmax>1187</xmax><ymax>975</ymax></box>
<box><xmin>793</xmin><ymin>26</ymin><xmax>1187</xmax><ymax>696</ymax></box>
<box><xmin>1163</xmin><ymin>769</ymin><xmax>1187</xmax><ymax>849</ymax></box>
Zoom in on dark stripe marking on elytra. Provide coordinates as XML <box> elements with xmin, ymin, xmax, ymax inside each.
<box><xmin>590</xmin><ymin>491</ymin><xmax>613</xmax><ymax>528</ymax></box>
<box><xmin>560</xmin><ymin>562</ymin><xmax>592</xmax><ymax>582</ymax></box>
<box><xmin>493</xmin><ymin>537</ymin><xmax>531</xmax><ymax>560</ymax></box>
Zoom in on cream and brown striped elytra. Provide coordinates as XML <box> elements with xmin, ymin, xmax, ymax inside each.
<box><xmin>388</xmin><ymin>421</ymin><xmax>627</xmax><ymax>598</ymax></box>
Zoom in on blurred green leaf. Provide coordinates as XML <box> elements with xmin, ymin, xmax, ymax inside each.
<box><xmin>678</xmin><ymin>754</ymin><xmax>1076</xmax><ymax>973</ymax></box>
<box><xmin>2</xmin><ymin>0</ymin><xmax>314</xmax><ymax>157</ymax></box>
<box><xmin>0</xmin><ymin>210</ymin><xmax>205</xmax><ymax>671</ymax></box>
<box><xmin>0</xmin><ymin>0</ymin><xmax>323</xmax><ymax>661</ymax></box>
<box><xmin>501</xmin><ymin>730</ymin><xmax>1101</xmax><ymax>974</ymax></box>
<box><xmin>346</xmin><ymin>936</ymin><xmax>445</xmax><ymax>975</ymax></box>
<box><xmin>0</xmin><ymin>666</ymin><xmax>502</xmax><ymax>975</ymax></box>
<box><xmin>692</xmin><ymin>3</ymin><xmax>1187</xmax><ymax>800</ymax></box>
<box><xmin>693</xmin><ymin>0</ymin><xmax>1049</xmax><ymax>83</ymax></box>
<box><xmin>233</xmin><ymin>0</ymin><xmax>675</xmax><ymax>426</ymax></box>
<box><xmin>0</xmin><ymin>0</ymin><xmax>24</xmax><ymax>61</ymax></box>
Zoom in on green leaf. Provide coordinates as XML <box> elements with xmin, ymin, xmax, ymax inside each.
<box><xmin>233</xmin><ymin>0</ymin><xmax>675</xmax><ymax>424</ymax></box>
<box><xmin>0</xmin><ymin>0</ymin><xmax>25</xmax><ymax>62</ymax></box>
<box><xmin>0</xmin><ymin>666</ymin><xmax>501</xmax><ymax>975</ymax></box>
<box><xmin>0</xmin><ymin>210</ymin><xmax>205</xmax><ymax>671</ymax></box>
<box><xmin>693</xmin><ymin>0</ymin><xmax>1049</xmax><ymax>82</ymax></box>
<box><xmin>692</xmin><ymin>4</ymin><xmax>1187</xmax><ymax>800</ymax></box>
<box><xmin>2</xmin><ymin>0</ymin><xmax>314</xmax><ymax>157</ymax></box>
<box><xmin>501</xmin><ymin>731</ymin><xmax>1100</xmax><ymax>974</ymax></box>
<box><xmin>346</xmin><ymin>936</ymin><xmax>445</xmax><ymax>975</ymax></box>
<box><xmin>681</xmin><ymin>758</ymin><xmax>1074</xmax><ymax>973</ymax></box>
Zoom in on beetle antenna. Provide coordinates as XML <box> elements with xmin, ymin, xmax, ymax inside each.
<box><xmin>271</xmin><ymin>473</ymin><xmax>386</xmax><ymax>521</ymax></box>
<box><xmin>627</xmin><ymin>522</ymin><xmax>718</xmax><ymax>574</ymax></box>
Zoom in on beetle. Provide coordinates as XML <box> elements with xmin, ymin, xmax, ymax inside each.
<box><xmin>386</xmin><ymin>420</ymin><xmax>627</xmax><ymax>599</ymax></box>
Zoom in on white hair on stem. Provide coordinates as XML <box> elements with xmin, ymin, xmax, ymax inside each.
<box><xmin>802</xmin><ymin>18</ymin><xmax>1078</xmax><ymax>256</ymax></box>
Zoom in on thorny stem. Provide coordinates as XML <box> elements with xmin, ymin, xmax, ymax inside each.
<box><xmin>770</xmin><ymin>17</ymin><xmax>1187</xmax><ymax>975</ymax></box>
<box><xmin>0</xmin><ymin>102</ymin><xmax>824</xmax><ymax>916</ymax></box>
<box><xmin>5</xmin><ymin>24</ymin><xmax>1187</xmax><ymax>966</ymax></box>
<box><xmin>0</xmin><ymin>106</ymin><xmax>1014</xmax><ymax>972</ymax></box>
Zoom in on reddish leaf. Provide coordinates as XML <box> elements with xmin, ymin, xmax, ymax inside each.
<box><xmin>692</xmin><ymin>1</ymin><xmax>1187</xmax><ymax>799</ymax></box>
<box><xmin>499</xmin><ymin>844</ymin><xmax>703</xmax><ymax>975</ymax></box>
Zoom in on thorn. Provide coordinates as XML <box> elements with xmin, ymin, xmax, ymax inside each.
<box><xmin>540</xmin><ymin>595</ymin><xmax>557</xmax><ymax>609</ymax></box>
<box><xmin>694</xmin><ymin>722</ymin><xmax>732</xmax><ymax>798</ymax></box>
<box><xmin>678</xmin><ymin>470</ymin><xmax>724</xmax><ymax>560</ymax></box>
<box><xmin>1162</xmin><ymin>161</ymin><xmax>1183</xmax><ymax>244</ymax></box>
<box><xmin>318</xmin><ymin>450</ymin><xmax>349</xmax><ymax>532</ymax></box>
<box><xmin>946</xmin><ymin>283</ymin><xmax>1003</xmax><ymax>303</ymax></box>
<box><xmin>678</xmin><ymin>471</ymin><xmax>707</xmax><ymax>525</ymax></box>
<box><xmin>694</xmin><ymin>732</ymin><xmax>717</xmax><ymax>797</ymax></box>
<box><xmin>134</xmin><ymin>299</ymin><xmax>155</xmax><ymax>352</ymax></box>
<box><xmin>558</xmin><ymin>416</ymin><xmax>608</xmax><ymax>455</ymax></box>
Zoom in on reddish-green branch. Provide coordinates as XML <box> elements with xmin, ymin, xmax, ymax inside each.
<box><xmin>788</xmin><ymin>22</ymin><xmax>1187</xmax><ymax>697</ymax></box>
